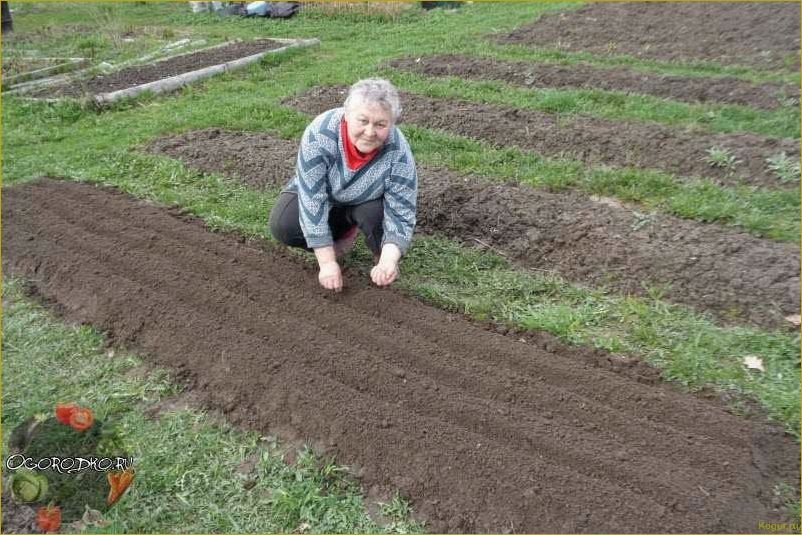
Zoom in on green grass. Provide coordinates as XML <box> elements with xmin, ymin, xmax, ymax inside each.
<box><xmin>4</xmin><ymin>3</ymin><xmax>214</xmax><ymax>66</ymax></box>
<box><xmin>2</xmin><ymin>279</ymin><xmax>423</xmax><ymax>534</ymax></box>
<box><xmin>480</xmin><ymin>40</ymin><xmax>801</xmax><ymax>85</ymax></box>
<box><xmin>383</xmin><ymin>68</ymin><xmax>800</xmax><ymax>139</ymax></box>
<box><xmin>2</xmin><ymin>2</ymin><xmax>800</xmax><ymax>530</ymax></box>
<box><xmin>4</xmin><ymin>1</ymin><xmax>798</xmax><ymax>243</ymax></box>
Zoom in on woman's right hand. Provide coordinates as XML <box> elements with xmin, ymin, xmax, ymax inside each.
<box><xmin>318</xmin><ymin>260</ymin><xmax>343</xmax><ymax>292</ymax></box>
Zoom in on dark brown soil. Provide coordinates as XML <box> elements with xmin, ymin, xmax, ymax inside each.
<box><xmin>4</xmin><ymin>178</ymin><xmax>798</xmax><ymax>533</ymax></box>
<box><xmin>387</xmin><ymin>54</ymin><xmax>800</xmax><ymax>110</ymax></box>
<box><xmin>495</xmin><ymin>3</ymin><xmax>800</xmax><ymax>72</ymax></box>
<box><xmin>28</xmin><ymin>39</ymin><xmax>282</xmax><ymax>98</ymax></box>
<box><xmin>147</xmin><ymin>127</ymin><xmax>299</xmax><ymax>186</ymax></box>
<box><xmin>147</xmin><ymin>128</ymin><xmax>800</xmax><ymax>330</ymax></box>
<box><xmin>285</xmin><ymin>86</ymin><xmax>799</xmax><ymax>189</ymax></box>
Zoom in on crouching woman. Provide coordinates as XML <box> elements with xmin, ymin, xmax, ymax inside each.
<box><xmin>269</xmin><ymin>78</ymin><xmax>418</xmax><ymax>292</ymax></box>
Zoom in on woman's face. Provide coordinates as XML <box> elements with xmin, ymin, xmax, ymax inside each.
<box><xmin>345</xmin><ymin>101</ymin><xmax>392</xmax><ymax>153</ymax></box>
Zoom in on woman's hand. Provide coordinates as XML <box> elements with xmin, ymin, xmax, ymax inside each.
<box><xmin>371</xmin><ymin>243</ymin><xmax>402</xmax><ymax>287</ymax></box>
<box><xmin>314</xmin><ymin>246</ymin><xmax>343</xmax><ymax>292</ymax></box>
<box><xmin>319</xmin><ymin>261</ymin><xmax>343</xmax><ymax>292</ymax></box>
<box><xmin>371</xmin><ymin>260</ymin><xmax>398</xmax><ymax>286</ymax></box>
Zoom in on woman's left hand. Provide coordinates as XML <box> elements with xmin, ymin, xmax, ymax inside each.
<box><xmin>371</xmin><ymin>259</ymin><xmax>399</xmax><ymax>287</ymax></box>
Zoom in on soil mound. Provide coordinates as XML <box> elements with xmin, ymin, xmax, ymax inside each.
<box><xmin>148</xmin><ymin>128</ymin><xmax>800</xmax><ymax>329</ymax></box>
<box><xmin>4</xmin><ymin>178</ymin><xmax>798</xmax><ymax>533</ymax></box>
<box><xmin>27</xmin><ymin>39</ymin><xmax>282</xmax><ymax>98</ymax></box>
<box><xmin>285</xmin><ymin>86</ymin><xmax>799</xmax><ymax>189</ymax></box>
<box><xmin>495</xmin><ymin>3</ymin><xmax>800</xmax><ymax>72</ymax></box>
<box><xmin>147</xmin><ymin>127</ymin><xmax>298</xmax><ymax>187</ymax></box>
<box><xmin>388</xmin><ymin>54</ymin><xmax>800</xmax><ymax>110</ymax></box>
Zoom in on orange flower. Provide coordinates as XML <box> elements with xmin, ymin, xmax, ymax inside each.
<box><xmin>68</xmin><ymin>407</ymin><xmax>94</xmax><ymax>431</ymax></box>
<box><xmin>36</xmin><ymin>505</ymin><xmax>61</xmax><ymax>533</ymax></box>
<box><xmin>54</xmin><ymin>403</ymin><xmax>78</xmax><ymax>425</ymax></box>
<box><xmin>107</xmin><ymin>467</ymin><xmax>135</xmax><ymax>506</ymax></box>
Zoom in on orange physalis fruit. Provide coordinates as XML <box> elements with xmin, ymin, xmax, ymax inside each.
<box><xmin>68</xmin><ymin>407</ymin><xmax>94</xmax><ymax>431</ymax></box>
<box><xmin>107</xmin><ymin>467</ymin><xmax>135</xmax><ymax>505</ymax></box>
<box><xmin>54</xmin><ymin>403</ymin><xmax>78</xmax><ymax>425</ymax></box>
<box><xmin>36</xmin><ymin>505</ymin><xmax>61</xmax><ymax>533</ymax></box>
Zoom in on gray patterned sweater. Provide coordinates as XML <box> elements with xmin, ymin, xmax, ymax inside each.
<box><xmin>284</xmin><ymin>107</ymin><xmax>418</xmax><ymax>254</ymax></box>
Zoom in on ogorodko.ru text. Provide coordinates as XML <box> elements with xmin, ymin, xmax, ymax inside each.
<box><xmin>757</xmin><ymin>522</ymin><xmax>801</xmax><ymax>533</ymax></box>
<box><xmin>5</xmin><ymin>454</ymin><xmax>134</xmax><ymax>474</ymax></box>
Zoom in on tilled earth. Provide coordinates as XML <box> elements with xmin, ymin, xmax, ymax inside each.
<box><xmin>3</xmin><ymin>178</ymin><xmax>799</xmax><ymax>533</ymax></box>
<box><xmin>387</xmin><ymin>54</ymin><xmax>800</xmax><ymax>110</ymax></box>
<box><xmin>27</xmin><ymin>39</ymin><xmax>282</xmax><ymax>98</ymax></box>
<box><xmin>285</xmin><ymin>86</ymin><xmax>799</xmax><ymax>189</ymax></box>
<box><xmin>147</xmin><ymin>128</ymin><xmax>800</xmax><ymax>329</ymax></box>
<box><xmin>495</xmin><ymin>2</ymin><xmax>800</xmax><ymax>72</ymax></box>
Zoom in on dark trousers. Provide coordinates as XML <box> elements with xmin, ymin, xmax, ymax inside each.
<box><xmin>269</xmin><ymin>191</ymin><xmax>384</xmax><ymax>254</ymax></box>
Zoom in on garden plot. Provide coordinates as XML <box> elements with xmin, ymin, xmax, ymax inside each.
<box><xmin>3</xmin><ymin>178</ymin><xmax>798</xmax><ymax>534</ymax></box>
<box><xmin>388</xmin><ymin>54</ymin><xmax>800</xmax><ymax>110</ymax></box>
<box><xmin>495</xmin><ymin>2</ymin><xmax>800</xmax><ymax>72</ymax></box>
<box><xmin>285</xmin><ymin>86</ymin><xmax>799</xmax><ymax>189</ymax></box>
<box><xmin>21</xmin><ymin>38</ymin><xmax>316</xmax><ymax>104</ymax></box>
<box><xmin>1</xmin><ymin>56</ymin><xmax>88</xmax><ymax>88</ymax></box>
<box><xmin>147</xmin><ymin>128</ymin><xmax>799</xmax><ymax>330</ymax></box>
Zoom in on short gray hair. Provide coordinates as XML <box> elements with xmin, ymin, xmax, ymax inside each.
<box><xmin>344</xmin><ymin>78</ymin><xmax>401</xmax><ymax>122</ymax></box>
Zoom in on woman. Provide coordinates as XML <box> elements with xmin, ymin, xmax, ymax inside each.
<box><xmin>269</xmin><ymin>78</ymin><xmax>418</xmax><ymax>292</ymax></box>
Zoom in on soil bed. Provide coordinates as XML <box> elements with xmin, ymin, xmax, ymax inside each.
<box><xmin>4</xmin><ymin>178</ymin><xmax>798</xmax><ymax>533</ymax></box>
<box><xmin>285</xmin><ymin>86</ymin><xmax>799</xmax><ymax>189</ymax></box>
<box><xmin>495</xmin><ymin>3</ymin><xmax>800</xmax><ymax>72</ymax></box>
<box><xmin>147</xmin><ymin>128</ymin><xmax>800</xmax><ymax>330</ymax></box>
<box><xmin>28</xmin><ymin>39</ymin><xmax>282</xmax><ymax>98</ymax></box>
<box><xmin>388</xmin><ymin>54</ymin><xmax>800</xmax><ymax>110</ymax></box>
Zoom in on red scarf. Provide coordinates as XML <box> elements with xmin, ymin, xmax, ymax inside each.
<box><xmin>341</xmin><ymin>118</ymin><xmax>379</xmax><ymax>171</ymax></box>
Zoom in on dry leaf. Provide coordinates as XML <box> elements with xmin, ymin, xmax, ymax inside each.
<box><xmin>66</xmin><ymin>521</ymin><xmax>87</xmax><ymax>532</ymax></box>
<box><xmin>784</xmin><ymin>314</ymin><xmax>800</xmax><ymax>327</ymax></box>
<box><xmin>589</xmin><ymin>195</ymin><xmax>623</xmax><ymax>209</ymax></box>
<box><xmin>743</xmin><ymin>355</ymin><xmax>765</xmax><ymax>372</ymax></box>
<box><xmin>82</xmin><ymin>506</ymin><xmax>111</xmax><ymax>527</ymax></box>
